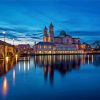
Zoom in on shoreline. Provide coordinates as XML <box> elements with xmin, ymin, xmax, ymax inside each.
<box><xmin>20</xmin><ymin>53</ymin><xmax>100</xmax><ymax>56</ymax></box>
<box><xmin>0</xmin><ymin>53</ymin><xmax>100</xmax><ymax>59</ymax></box>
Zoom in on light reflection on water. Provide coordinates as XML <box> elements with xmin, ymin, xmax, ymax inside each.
<box><xmin>0</xmin><ymin>54</ymin><xmax>100</xmax><ymax>100</ymax></box>
<box><xmin>2</xmin><ymin>77</ymin><xmax>8</xmax><ymax>96</ymax></box>
<box><xmin>13</xmin><ymin>69</ymin><xmax>16</xmax><ymax>85</ymax></box>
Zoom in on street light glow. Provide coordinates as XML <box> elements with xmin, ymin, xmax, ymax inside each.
<box><xmin>6</xmin><ymin>56</ymin><xmax>9</xmax><ymax>62</ymax></box>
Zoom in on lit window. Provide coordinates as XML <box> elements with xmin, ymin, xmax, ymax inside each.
<box><xmin>44</xmin><ymin>45</ymin><xmax>46</xmax><ymax>49</ymax></box>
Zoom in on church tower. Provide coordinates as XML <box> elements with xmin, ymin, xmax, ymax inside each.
<box><xmin>43</xmin><ymin>26</ymin><xmax>48</xmax><ymax>42</ymax></box>
<box><xmin>48</xmin><ymin>22</ymin><xmax>54</xmax><ymax>43</ymax></box>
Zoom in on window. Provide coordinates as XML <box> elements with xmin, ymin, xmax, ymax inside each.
<box><xmin>44</xmin><ymin>45</ymin><xmax>46</xmax><ymax>49</ymax></box>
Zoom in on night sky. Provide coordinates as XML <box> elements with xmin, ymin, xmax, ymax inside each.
<box><xmin>0</xmin><ymin>0</ymin><xmax>100</xmax><ymax>45</ymax></box>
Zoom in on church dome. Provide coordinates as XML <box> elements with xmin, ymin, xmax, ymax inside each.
<box><xmin>59</xmin><ymin>30</ymin><xmax>70</xmax><ymax>37</ymax></box>
<box><xmin>60</xmin><ymin>31</ymin><xmax>67</xmax><ymax>36</ymax></box>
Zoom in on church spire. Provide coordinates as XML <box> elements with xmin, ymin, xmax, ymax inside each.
<box><xmin>50</xmin><ymin>22</ymin><xmax>54</xmax><ymax>28</ymax></box>
<box><xmin>49</xmin><ymin>22</ymin><xmax>54</xmax><ymax>43</ymax></box>
<box><xmin>49</xmin><ymin>22</ymin><xmax>54</xmax><ymax>34</ymax></box>
<box><xmin>44</xmin><ymin>26</ymin><xmax>47</xmax><ymax>29</ymax></box>
<box><xmin>44</xmin><ymin>26</ymin><xmax>48</xmax><ymax>36</ymax></box>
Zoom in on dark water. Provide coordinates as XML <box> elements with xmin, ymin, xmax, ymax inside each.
<box><xmin>0</xmin><ymin>55</ymin><xmax>100</xmax><ymax>100</ymax></box>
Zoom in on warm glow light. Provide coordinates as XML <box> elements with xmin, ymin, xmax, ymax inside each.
<box><xmin>16</xmin><ymin>54</ymin><xmax>18</xmax><ymax>62</ymax></box>
<box><xmin>92</xmin><ymin>55</ymin><xmax>94</xmax><ymax>63</ymax></box>
<box><xmin>15</xmin><ymin>54</ymin><xmax>18</xmax><ymax>57</ymax></box>
<box><xmin>6</xmin><ymin>56</ymin><xmax>9</xmax><ymax>62</ymax></box>
<box><xmin>2</xmin><ymin>77</ymin><xmax>8</xmax><ymax>96</ymax></box>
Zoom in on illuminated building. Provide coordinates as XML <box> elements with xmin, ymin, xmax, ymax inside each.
<box><xmin>16</xmin><ymin>44</ymin><xmax>31</xmax><ymax>55</ymax></box>
<box><xmin>34</xmin><ymin>23</ymin><xmax>84</xmax><ymax>54</ymax></box>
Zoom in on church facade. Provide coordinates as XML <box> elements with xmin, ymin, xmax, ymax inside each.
<box><xmin>34</xmin><ymin>23</ymin><xmax>84</xmax><ymax>54</ymax></box>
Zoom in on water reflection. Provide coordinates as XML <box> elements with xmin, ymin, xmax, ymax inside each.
<box><xmin>24</xmin><ymin>59</ymin><xmax>26</xmax><ymax>72</ymax></box>
<box><xmin>2</xmin><ymin>77</ymin><xmax>8</xmax><ymax>96</ymax></box>
<box><xmin>0</xmin><ymin>58</ymin><xmax>18</xmax><ymax>97</ymax></box>
<box><xmin>34</xmin><ymin>55</ymin><xmax>81</xmax><ymax>83</ymax></box>
<box><xmin>0</xmin><ymin>55</ymin><xmax>100</xmax><ymax>79</ymax></box>
<box><xmin>34</xmin><ymin>55</ymin><xmax>100</xmax><ymax>83</ymax></box>
<box><xmin>18</xmin><ymin>62</ymin><xmax>20</xmax><ymax>71</ymax></box>
<box><xmin>0</xmin><ymin>57</ymin><xmax>18</xmax><ymax>76</ymax></box>
<box><xmin>93</xmin><ymin>55</ymin><xmax>100</xmax><ymax>67</ymax></box>
<box><xmin>27</xmin><ymin>59</ymin><xmax>30</xmax><ymax>71</ymax></box>
<box><xmin>13</xmin><ymin>69</ymin><xmax>16</xmax><ymax>85</ymax></box>
<box><xmin>0</xmin><ymin>54</ymin><xmax>100</xmax><ymax>98</ymax></box>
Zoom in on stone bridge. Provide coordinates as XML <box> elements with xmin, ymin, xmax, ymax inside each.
<box><xmin>0</xmin><ymin>43</ymin><xmax>16</xmax><ymax>59</ymax></box>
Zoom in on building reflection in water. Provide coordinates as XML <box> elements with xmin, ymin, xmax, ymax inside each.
<box><xmin>23</xmin><ymin>57</ymin><xmax>30</xmax><ymax>72</ymax></box>
<box><xmin>15</xmin><ymin>54</ymin><xmax>18</xmax><ymax>62</ymax></box>
<box><xmin>2</xmin><ymin>76</ymin><xmax>8</xmax><ymax>96</ymax></box>
<box><xmin>28</xmin><ymin>60</ymin><xmax>30</xmax><ymax>71</ymax></box>
<box><xmin>34</xmin><ymin>55</ymin><xmax>81</xmax><ymax>84</ymax></box>
<box><xmin>24</xmin><ymin>59</ymin><xmax>26</xmax><ymax>72</ymax></box>
<box><xmin>33</xmin><ymin>54</ymin><xmax>97</xmax><ymax>84</ymax></box>
<box><xmin>18</xmin><ymin>62</ymin><xmax>21</xmax><ymax>72</ymax></box>
<box><xmin>88</xmin><ymin>55</ymin><xmax>90</xmax><ymax>64</ymax></box>
<box><xmin>0</xmin><ymin>57</ymin><xmax>19</xmax><ymax>77</ymax></box>
<box><xmin>92</xmin><ymin>55</ymin><xmax>94</xmax><ymax>63</ymax></box>
<box><xmin>0</xmin><ymin>54</ymin><xmax>99</xmax><ymax>94</ymax></box>
<box><xmin>13</xmin><ymin>69</ymin><xmax>16</xmax><ymax>85</ymax></box>
<box><xmin>0</xmin><ymin>57</ymin><xmax>19</xmax><ymax>97</ymax></box>
<box><xmin>93</xmin><ymin>55</ymin><xmax>100</xmax><ymax>67</ymax></box>
<box><xmin>0</xmin><ymin>56</ymin><xmax>32</xmax><ymax>97</ymax></box>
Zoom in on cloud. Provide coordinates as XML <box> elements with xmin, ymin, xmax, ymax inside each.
<box><xmin>0</xmin><ymin>24</ymin><xmax>43</xmax><ymax>45</ymax></box>
<box><xmin>0</xmin><ymin>0</ymin><xmax>100</xmax><ymax>45</ymax></box>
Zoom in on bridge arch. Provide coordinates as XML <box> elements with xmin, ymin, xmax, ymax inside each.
<box><xmin>0</xmin><ymin>45</ymin><xmax>16</xmax><ymax>59</ymax></box>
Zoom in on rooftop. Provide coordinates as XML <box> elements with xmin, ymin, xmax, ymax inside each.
<box><xmin>59</xmin><ymin>31</ymin><xmax>71</xmax><ymax>37</ymax></box>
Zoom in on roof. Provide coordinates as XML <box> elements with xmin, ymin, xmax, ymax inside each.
<box><xmin>54</xmin><ymin>36</ymin><xmax>61</xmax><ymax>39</ymax></box>
<box><xmin>72</xmin><ymin>38</ymin><xmax>80</xmax><ymax>39</ymax></box>
<box><xmin>59</xmin><ymin>31</ymin><xmax>71</xmax><ymax>37</ymax></box>
<box><xmin>36</xmin><ymin>42</ymin><xmax>54</xmax><ymax>46</ymax></box>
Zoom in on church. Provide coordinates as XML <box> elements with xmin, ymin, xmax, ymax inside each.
<box><xmin>34</xmin><ymin>23</ymin><xmax>82</xmax><ymax>54</ymax></box>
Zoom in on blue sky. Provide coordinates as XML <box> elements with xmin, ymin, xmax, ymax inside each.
<box><xmin>0</xmin><ymin>0</ymin><xmax>100</xmax><ymax>44</ymax></box>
